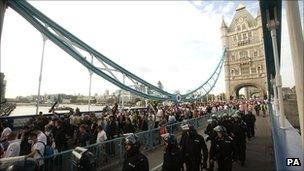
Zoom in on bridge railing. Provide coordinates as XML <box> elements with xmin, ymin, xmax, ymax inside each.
<box><xmin>37</xmin><ymin>109</ymin><xmax>233</xmax><ymax>171</ymax></box>
<box><xmin>268</xmin><ymin>103</ymin><xmax>304</xmax><ymax>171</ymax></box>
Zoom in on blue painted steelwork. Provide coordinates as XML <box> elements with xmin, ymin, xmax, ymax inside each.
<box><xmin>182</xmin><ymin>48</ymin><xmax>226</xmax><ymax>101</ymax></box>
<box><xmin>6</xmin><ymin>0</ymin><xmax>225</xmax><ymax>102</ymax></box>
<box><xmin>259</xmin><ymin>0</ymin><xmax>282</xmax><ymax>96</ymax></box>
<box><xmin>8</xmin><ymin>0</ymin><xmax>171</xmax><ymax>101</ymax></box>
<box><xmin>268</xmin><ymin>104</ymin><xmax>304</xmax><ymax>171</ymax></box>
<box><xmin>15</xmin><ymin>0</ymin><xmax>172</xmax><ymax>98</ymax></box>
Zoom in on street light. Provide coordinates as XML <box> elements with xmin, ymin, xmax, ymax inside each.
<box><xmin>36</xmin><ymin>33</ymin><xmax>47</xmax><ymax>115</ymax></box>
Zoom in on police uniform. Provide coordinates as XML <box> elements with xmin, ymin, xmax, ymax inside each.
<box><xmin>122</xmin><ymin>151</ymin><xmax>149</xmax><ymax>171</ymax></box>
<box><xmin>180</xmin><ymin>129</ymin><xmax>208</xmax><ymax>171</ymax></box>
<box><xmin>209</xmin><ymin>134</ymin><xmax>235</xmax><ymax>171</ymax></box>
<box><xmin>122</xmin><ymin>133</ymin><xmax>149</xmax><ymax>171</ymax></box>
<box><xmin>205</xmin><ymin>120</ymin><xmax>218</xmax><ymax>171</ymax></box>
<box><xmin>162</xmin><ymin>133</ymin><xmax>183</xmax><ymax>171</ymax></box>
<box><xmin>162</xmin><ymin>146</ymin><xmax>183</xmax><ymax>171</ymax></box>
<box><xmin>231</xmin><ymin>119</ymin><xmax>247</xmax><ymax>165</ymax></box>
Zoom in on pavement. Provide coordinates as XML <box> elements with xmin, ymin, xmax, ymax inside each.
<box><xmin>234</xmin><ymin>115</ymin><xmax>274</xmax><ymax>171</ymax></box>
<box><xmin>100</xmin><ymin>114</ymin><xmax>274</xmax><ymax>171</ymax></box>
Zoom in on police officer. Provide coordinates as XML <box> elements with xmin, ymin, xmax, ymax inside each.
<box><xmin>204</xmin><ymin>119</ymin><xmax>218</xmax><ymax>171</ymax></box>
<box><xmin>180</xmin><ymin>124</ymin><xmax>208</xmax><ymax>171</ymax></box>
<box><xmin>161</xmin><ymin>133</ymin><xmax>183</xmax><ymax>171</ymax></box>
<box><xmin>205</xmin><ymin>118</ymin><xmax>218</xmax><ymax>142</ymax></box>
<box><xmin>220</xmin><ymin>113</ymin><xmax>233</xmax><ymax>135</ymax></box>
<box><xmin>243</xmin><ymin>110</ymin><xmax>256</xmax><ymax>138</ymax></box>
<box><xmin>211</xmin><ymin>114</ymin><xmax>219</xmax><ymax>123</ymax></box>
<box><xmin>231</xmin><ymin>114</ymin><xmax>247</xmax><ymax>166</ymax></box>
<box><xmin>122</xmin><ymin>133</ymin><xmax>149</xmax><ymax>171</ymax></box>
<box><xmin>209</xmin><ymin>125</ymin><xmax>235</xmax><ymax>171</ymax></box>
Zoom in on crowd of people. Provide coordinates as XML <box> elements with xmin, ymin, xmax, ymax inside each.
<box><xmin>0</xmin><ymin>99</ymin><xmax>268</xmax><ymax>170</ymax></box>
<box><xmin>122</xmin><ymin>99</ymin><xmax>267</xmax><ymax>171</ymax></box>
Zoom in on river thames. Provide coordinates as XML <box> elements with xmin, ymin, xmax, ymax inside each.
<box><xmin>10</xmin><ymin>104</ymin><xmax>104</xmax><ymax>116</ymax></box>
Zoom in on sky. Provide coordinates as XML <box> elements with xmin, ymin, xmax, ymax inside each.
<box><xmin>1</xmin><ymin>0</ymin><xmax>303</xmax><ymax>98</ymax></box>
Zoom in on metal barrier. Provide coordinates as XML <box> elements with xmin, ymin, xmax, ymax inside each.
<box><xmin>268</xmin><ymin>103</ymin><xmax>304</xmax><ymax>171</ymax></box>
<box><xmin>37</xmin><ymin>109</ymin><xmax>233</xmax><ymax>171</ymax></box>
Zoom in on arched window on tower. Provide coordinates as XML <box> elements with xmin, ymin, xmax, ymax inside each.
<box><xmin>237</xmin><ymin>25</ymin><xmax>241</xmax><ymax>31</ymax></box>
<box><xmin>240</xmin><ymin>51</ymin><xmax>248</xmax><ymax>58</ymax></box>
<box><xmin>235</xmin><ymin>68</ymin><xmax>239</xmax><ymax>75</ymax></box>
<box><xmin>238</xmin><ymin>34</ymin><xmax>242</xmax><ymax>41</ymax></box>
<box><xmin>231</xmin><ymin>55</ymin><xmax>236</xmax><ymax>61</ymax></box>
<box><xmin>251</xmin><ymin>67</ymin><xmax>257</xmax><ymax>74</ymax></box>
<box><xmin>248</xmin><ymin>32</ymin><xmax>252</xmax><ymax>38</ymax></box>
<box><xmin>243</xmin><ymin>33</ymin><xmax>247</xmax><ymax>39</ymax></box>
<box><xmin>254</xmin><ymin>50</ymin><xmax>258</xmax><ymax>57</ymax></box>
<box><xmin>242</xmin><ymin>24</ymin><xmax>246</xmax><ymax>30</ymax></box>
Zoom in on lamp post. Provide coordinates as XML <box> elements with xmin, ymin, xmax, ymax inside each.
<box><xmin>36</xmin><ymin>34</ymin><xmax>47</xmax><ymax>115</ymax></box>
<box><xmin>121</xmin><ymin>74</ymin><xmax>125</xmax><ymax>109</ymax></box>
<box><xmin>88</xmin><ymin>55</ymin><xmax>93</xmax><ymax>111</ymax></box>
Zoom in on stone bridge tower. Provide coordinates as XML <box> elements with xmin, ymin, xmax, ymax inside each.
<box><xmin>222</xmin><ymin>4</ymin><xmax>267</xmax><ymax>99</ymax></box>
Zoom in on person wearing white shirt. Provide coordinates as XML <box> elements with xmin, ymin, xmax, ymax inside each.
<box><xmin>37</xmin><ymin>130</ymin><xmax>47</xmax><ymax>145</ymax></box>
<box><xmin>96</xmin><ymin>126</ymin><xmax>107</xmax><ymax>143</ymax></box>
<box><xmin>168</xmin><ymin>114</ymin><xmax>176</xmax><ymax>124</ymax></box>
<box><xmin>3</xmin><ymin>132</ymin><xmax>20</xmax><ymax>158</ymax></box>
<box><xmin>27</xmin><ymin>132</ymin><xmax>45</xmax><ymax>167</ymax></box>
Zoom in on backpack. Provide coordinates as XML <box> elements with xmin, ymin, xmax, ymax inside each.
<box><xmin>38</xmin><ymin>141</ymin><xmax>54</xmax><ymax>157</ymax></box>
<box><xmin>159</xmin><ymin>127</ymin><xmax>167</xmax><ymax>136</ymax></box>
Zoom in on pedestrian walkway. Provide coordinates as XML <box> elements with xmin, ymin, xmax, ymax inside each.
<box><xmin>234</xmin><ymin>116</ymin><xmax>274</xmax><ymax>171</ymax></box>
<box><xmin>100</xmin><ymin>115</ymin><xmax>273</xmax><ymax>171</ymax></box>
<box><xmin>150</xmin><ymin>115</ymin><xmax>274</xmax><ymax>171</ymax></box>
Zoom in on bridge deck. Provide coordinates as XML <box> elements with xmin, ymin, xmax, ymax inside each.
<box><xmin>234</xmin><ymin>116</ymin><xmax>274</xmax><ymax>171</ymax></box>
<box><xmin>101</xmin><ymin>115</ymin><xmax>274</xmax><ymax>171</ymax></box>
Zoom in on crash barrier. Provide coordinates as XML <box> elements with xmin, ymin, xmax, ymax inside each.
<box><xmin>34</xmin><ymin>109</ymin><xmax>233</xmax><ymax>171</ymax></box>
<box><xmin>268</xmin><ymin>103</ymin><xmax>304</xmax><ymax>171</ymax></box>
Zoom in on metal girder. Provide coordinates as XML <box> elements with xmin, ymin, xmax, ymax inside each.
<box><xmin>182</xmin><ymin>49</ymin><xmax>225</xmax><ymax>101</ymax></box>
<box><xmin>8</xmin><ymin>0</ymin><xmax>171</xmax><ymax>100</ymax></box>
<box><xmin>259</xmin><ymin>0</ymin><xmax>282</xmax><ymax>97</ymax></box>
<box><xmin>7</xmin><ymin>0</ymin><xmax>226</xmax><ymax>102</ymax></box>
<box><xmin>13</xmin><ymin>0</ymin><xmax>173</xmax><ymax>98</ymax></box>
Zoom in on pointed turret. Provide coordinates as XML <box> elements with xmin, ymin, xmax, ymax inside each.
<box><xmin>256</xmin><ymin>8</ymin><xmax>262</xmax><ymax>27</ymax></box>
<box><xmin>221</xmin><ymin>16</ymin><xmax>227</xmax><ymax>28</ymax></box>
<box><xmin>257</xmin><ymin>8</ymin><xmax>261</xmax><ymax>17</ymax></box>
<box><xmin>220</xmin><ymin>16</ymin><xmax>228</xmax><ymax>48</ymax></box>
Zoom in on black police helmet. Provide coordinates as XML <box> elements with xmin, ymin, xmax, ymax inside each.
<box><xmin>213</xmin><ymin>125</ymin><xmax>227</xmax><ymax>133</ymax></box>
<box><xmin>122</xmin><ymin>133</ymin><xmax>140</xmax><ymax>150</ymax></box>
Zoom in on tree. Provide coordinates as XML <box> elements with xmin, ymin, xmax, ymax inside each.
<box><xmin>106</xmin><ymin>98</ymin><xmax>115</xmax><ymax>104</ymax></box>
<box><xmin>134</xmin><ymin>97</ymin><xmax>141</xmax><ymax>103</ymax></box>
